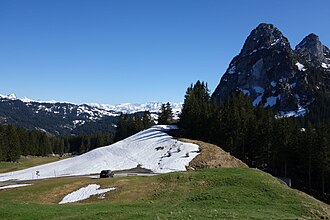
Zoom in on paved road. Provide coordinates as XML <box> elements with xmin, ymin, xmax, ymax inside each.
<box><xmin>0</xmin><ymin>172</ymin><xmax>159</xmax><ymax>187</ymax></box>
<box><xmin>88</xmin><ymin>172</ymin><xmax>159</xmax><ymax>179</ymax></box>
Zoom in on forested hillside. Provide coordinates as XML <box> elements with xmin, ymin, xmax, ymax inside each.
<box><xmin>0</xmin><ymin>124</ymin><xmax>113</xmax><ymax>161</ymax></box>
<box><xmin>179</xmin><ymin>81</ymin><xmax>330</xmax><ymax>203</ymax></box>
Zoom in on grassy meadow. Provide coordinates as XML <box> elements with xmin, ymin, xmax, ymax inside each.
<box><xmin>0</xmin><ymin>168</ymin><xmax>329</xmax><ymax>219</ymax></box>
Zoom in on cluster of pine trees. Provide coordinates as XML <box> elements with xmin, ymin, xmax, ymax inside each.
<box><xmin>0</xmin><ymin>124</ymin><xmax>114</xmax><ymax>161</ymax></box>
<box><xmin>179</xmin><ymin>80</ymin><xmax>330</xmax><ymax>203</ymax></box>
<box><xmin>158</xmin><ymin>102</ymin><xmax>174</xmax><ymax>125</ymax></box>
<box><xmin>64</xmin><ymin>133</ymin><xmax>113</xmax><ymax>154</ymax></box>
<box><xmin>114</xmin><ymin>111</ymin><xmax>154</xmax><ymax>142</ymax></box>
<box><xmin>0</xmin><ymin>125</ymin><xmax>55</xmax><ymax>161</ymax></box>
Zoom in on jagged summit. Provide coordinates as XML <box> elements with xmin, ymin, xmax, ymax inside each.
<box><xmin>213</xmin><ymin>23</ymin><xmax>296</xmax><ymax>111</ymax></box>
<box><xmin>212</xmin><ymin>23</ymin><xmax>330</xmax><ymax>116</ymax></box>
<box><xmin>240</xmin><ymin>23</ymin><xmax>290</xmax><ymax>57</ymax></box>
<box><xmin>295</xmin><ymin>33</ymin><xmax>330</xmax><ymax>67</ymax></box>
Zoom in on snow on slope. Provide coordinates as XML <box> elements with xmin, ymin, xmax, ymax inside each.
<box><xmin>0</xmin><ymin>125</ymin><xmax>199</xmax><ymax>182</ymax></box>
<box><xmin>0</xmin><ymin>184</ymin><xmax>32</xmax><ymax>190</ymax></box>
<box><xmin>59</xmin><ymin>184</ymin><xmax>116</xmax><ymax>204</ymax></box>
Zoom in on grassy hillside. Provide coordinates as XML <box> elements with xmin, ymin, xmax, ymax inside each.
<box><xmin>0</xmin><ymin>168</ymin><xmax>329</xmax><ymax>219</ymax></box>
<box><xmin>180</xmin><ymin>138</ymin><xmax>248</xmax><ymax>169</ymax></box>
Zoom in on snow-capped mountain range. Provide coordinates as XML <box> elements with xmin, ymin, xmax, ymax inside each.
<box><xmin>0</xmin><ymin>93</ymin><xmax>182</xmax><ymax>135</ymax></box>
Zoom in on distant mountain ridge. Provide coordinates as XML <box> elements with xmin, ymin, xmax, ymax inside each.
<box><xmin>212</xmin><ymin>23</ymin><xmax>330</xmax><ymax>116</ymax></box>
<box><xmin>0</xmin><ymin>93</ymin><xmax>182</xmax><ymax>135</ymax></box>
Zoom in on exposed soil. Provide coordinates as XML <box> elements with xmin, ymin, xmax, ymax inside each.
<box><xmin>179</xmin><ymin>138</ymin><xmax>248</xmax><ymax>169</ymax></box>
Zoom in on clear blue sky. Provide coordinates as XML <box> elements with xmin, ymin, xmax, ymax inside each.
<box><xmin>0</xmin><ymin>0</ymin><xmax>329</xmax><ymax>104</ymax></box>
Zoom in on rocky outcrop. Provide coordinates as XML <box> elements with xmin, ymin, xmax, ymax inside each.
<box><xmin>295</xmin><ymin>34</ymin><xmax>330</xmax><ymax>67</ymax></box>
<box><xmin>212</xmin><ymin>23</ymin><xmax>330</xmax><ymax>116</ymax></box>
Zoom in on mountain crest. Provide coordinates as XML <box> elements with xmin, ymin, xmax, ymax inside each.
<box><xmin>212</xmin><ymin>23</ymin><xmax>330</xmax><ymax>116</ymax></box>
<box><xmin>240</xmin><ymin>23</ymin><xmax>290</xmax><ymax>57</ymax></box>
<box><xmin>295</xmin><ymin>33</ymin><xmax>330</xmax><ymax>67</ymax></box>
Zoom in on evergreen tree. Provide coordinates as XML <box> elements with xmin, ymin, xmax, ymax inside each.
<box><xmin>6</xmin><ymin>125</ymin><xmax>21</xmax><ymax>161</ymax></box>
<box><xmin>316</xmin><ymin>124</ymin><xmax>330</xmax><ymax>197</ymax></box>
<box><xmin>179</xmin><ymin>81</ymin><xmax>211</xmax><ymax>140</ymax></box>
<box><xmin>115</xmin><ymin>113</ymin><xmax>128</xmax><ymax>141</ymax></box>
<box><xmin>158</xmin><ymin>102</ymin><xmax>173</xmax><ymax>125</ymax></box>
<box><xmin>38</xmin><ymin>133</ymin><xmax>51</xmax><ymax>156</ymax></box>
<box><xmin>0</xmin><ymin>126</ymin><xmax>5</xmax><ymax>161</ymax></box>
<box><xmin>142</xmin><ymin>111</ymin><xmax>153</xmax><ymax>129</ymax></box>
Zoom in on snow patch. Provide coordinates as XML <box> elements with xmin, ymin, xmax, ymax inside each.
<box><xmin>321</xmin><ymin>63</ymin><xmax>330</xmax><ymax>69</ymax></box>
<box><xmin>271</xmin><ymin>38</ymin><xmax>280</xmax><ymax>46</ymax></box>
<box><xmin>295</xmin><ymin>62</ymin><xmax>306</xmax><ymax>71</ymax></box>
<box><xmin>253</xmin><ymin>86</ymin><xmax>264</xmax><ymax>94</ymax></box>
<box><xmin>264</xmin><ymin>96</ymin><xmax>280</xmax><ymax>107</ymax></box>
<box><xmin>0</xmin><ymin>184</ymin><xmax>32</xmax><ymax>190</ymax></box>
<box><xmin>239</xmin><ymin>89</ymin><xmax>250</xmax><ymax>96</ymax></box>
<box><xmin>59</xmin><ymin>184</ymin><xmax>116</xmax><ymax>204</ymax></box>
<box><xmin>278</xmin><ymin>105</ymin><xmax>307</xmax><ymax>118</ymax></box>
<box><xmin>0</xmin><ymin>125</ymin><xmax>199</xmax><ymax>182</ymax></box>
<box><xmin>228</xmin><ymin>65</ymin><xmax>236</xmax><ymax>74</ymax></box>
<box><xmin>253</xmin><ymin>95</ymin><xmax>263</xmax><ymax>106</ymax></box>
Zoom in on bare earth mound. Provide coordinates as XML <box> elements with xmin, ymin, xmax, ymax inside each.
<box><xmin>179</xmin><ymin>138</ymin><xmax>248</xmax><ymax>169</ymax></box>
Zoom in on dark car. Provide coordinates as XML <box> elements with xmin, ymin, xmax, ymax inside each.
<box><xmin>100</xmin><ymin>170</ymin><xmax>114</xmax><ymax>178</ymax></box>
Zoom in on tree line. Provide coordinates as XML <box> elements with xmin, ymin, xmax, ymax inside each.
<box><xmin>114</xmin><ymin>111</ymin><xmax>154</xmax><ymax>142</ymax></box>
<box><xmin>114</xmin><ymin>105</ymin><xmax>175</xmax><ymax>142</ymax></box>
<box><xmin>0</xmin><ymin>110</ymin><xmax>160</xmax><ymax>162</ymax></box>
<box><xmin>179</xmin><ymin>80</ymin><xmax>330</xmax><ymax>203</ymax></box>
<box><xmin>0</xmin><ymin>124</ymin><xmax>114</xmax><ymax>161</ymax></box>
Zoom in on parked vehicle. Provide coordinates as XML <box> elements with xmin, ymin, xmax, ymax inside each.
<box><xmin>100</xmin><ymin>170</ymin><xmax>114</xmax><ymax>178</ymax></box>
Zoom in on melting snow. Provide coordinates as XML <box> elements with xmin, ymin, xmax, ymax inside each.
<box><xmin>278</xmin><ymin>107</ymin><xmax>307</xmax><ymax>118</ymax></box>
<box><xmin>265</xmin><ymin>96</ymin><xmax>280</xmax><ymax>107</ymax></box>
<box><xmin>253</xmin><ymin>95</ymin><xmax>263</xmax><ymax>106</ymax></box>
<box><xmin>59</xmin><ymin>184</ymin><xmax>116</xmax><ymax>204</ymax></box>
<box><xmin>271</xmin><ymin>38</ymin><xmax>280</xmax><ymax>46</ymax></box>
<box><xmin>253</xmin><ymin>86</ymin><xmax>264</xmax><ymax>94</ymax></box>
<box><xmin>240</xmin><ymin>89</ymin><xmax>250</xmax><ymax>96</ymax></box>
<box><xmin>0</xmin><ymin>125</ymin><xmax>200</xmax><ymax>182</ymax></box>
<box><xmin>295</xmin><ymin>62</ymin><xmax>306</xmax><ymax>71</ymax></box>
<box><xmin>0</xmin><ymin>184</ymin><xmax>32</xmax><ymax>190</ymax></box>
<box><xmin>321</xmin><ymin>63</ymin><xmax>330</xmax><ymax>69</ymax></box>
<box><xmin>228</xmin><ymin>65</ymin><xmax>236</xmax><ymax>74</ymax></box>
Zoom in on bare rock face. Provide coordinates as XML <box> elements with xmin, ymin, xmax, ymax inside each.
<box><xmin>295</xmin><ymin>34</ymin><xmax>330</xmax><ymax>67</ymax></box>
<box><xmin>212</xmin><ymin>23</ymin><xmax>330</xmax><ymax>116</ymax></box>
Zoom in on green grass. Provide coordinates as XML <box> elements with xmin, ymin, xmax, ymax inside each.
<box><xmin>0</xmin><ymin>156</ymin><xmax>69</xmax><ymax>173</ymax></box>
<box><xmin>0</xmin><ymin>168</ymin><xmax>329</xmax><ymax>219</ymax></box>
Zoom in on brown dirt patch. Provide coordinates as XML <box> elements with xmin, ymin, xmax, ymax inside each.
<box><xmin>179</xmin><ymin>138</ymin><xmax>248</xmax><ymax>169</ymax></box>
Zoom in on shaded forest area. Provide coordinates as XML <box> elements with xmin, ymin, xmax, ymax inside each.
<box><xmin>0</xmin><ymin>124</ymin><xmax>113</xmax><ymax>161</ymax></box>
<box><xmin>179</xmin><ymin>81</ymin><xmax>330</xmax><ymax>203</ymax></box>
<box><xmin>0</xmin><ymin>111</ymin><xmax>156</xmax><ymax>162</ymax></box>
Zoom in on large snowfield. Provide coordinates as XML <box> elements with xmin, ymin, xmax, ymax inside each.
<box><xmin>0</xmin><ymin>125</ymin><xmax>199</xmax><ymax>182</ymax></box>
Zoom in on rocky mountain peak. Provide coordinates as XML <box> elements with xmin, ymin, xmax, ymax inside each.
<box><xmin>212</xmin><ymin>23</ymin><xmax>330</xmax><ymax>116</ymax></box>
<box><xmin>240</xmin><ymin>23</ymin><xmax>290</xmax><ymax>57</ymax></box>
<box><xmin>295</xmin><ymin>33</ymin><xmax>330</xmax><ymax>67</ymax></box>
<box><xmin>213</xmin><ymin>23</ymin><xmax>295</xmax><ymax>108</ymax></box>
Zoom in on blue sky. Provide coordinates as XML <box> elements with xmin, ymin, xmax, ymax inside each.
<box><xmin>0</xmin><ymin>0</ymin><xmax>329</xmax><ymax>104</ymax></box>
